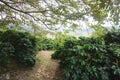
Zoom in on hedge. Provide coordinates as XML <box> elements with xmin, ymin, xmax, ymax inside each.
<box><xmin>0</xmin><ymin>30</ymin><xmax>38</xmax><ymax>68</ymax></box>
<box><xmin>52</xmin><ymin>32</ymin><xmax>120</xmax><ymax>80</ymax></box>
<box><xmin>37</xmin><ymin>37</ymin><xmax>55</xmax><ymax>50</ymax></box>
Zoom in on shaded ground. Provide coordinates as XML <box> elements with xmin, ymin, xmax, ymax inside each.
<box><xmin>0</xmin><ymin>51</ymin><xmax>62</xmax><ymax>80</ymax></box>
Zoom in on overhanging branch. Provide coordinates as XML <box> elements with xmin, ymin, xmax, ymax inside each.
<box><xmin>0</xmin><ymin>0</ymin><xmax>48</xmax><ymax>14</ymax></box>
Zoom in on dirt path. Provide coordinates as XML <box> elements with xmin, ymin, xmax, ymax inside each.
<box><xmin>0</xmin><ymin>51</ymin><xmax>62</xmax><ymax>80</ymax></box>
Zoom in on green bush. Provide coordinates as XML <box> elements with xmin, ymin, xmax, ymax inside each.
<box><xmin>0</xmin><ymin>42</ymin><xmax>14</xmax><ymax>66</ymax></box>
<box><xmin>104</xmin><ymin>31</ymin><xmax>120</xmax><ymax>44</ymax></box>
<box><xmin>52</xmin><ymin>33</ymin><xmax>120</xmax><ymax>80</ymax></box>
<box><xmin>0</xmin><ymin>30</ymin><xmax>37</xmax><ymax>67</ymax></box>
<box><xmin>52</xmin><ymin>36</ymin><xmax>78</xmax><ymax>59</ymax></box>
<box><xmin>37</xmin><ymin>37</ymin><xmax>55</xmax><ymax>50</ymax></box>
<box><xmin>63</xmin><ymin>37</ymin><xmax>78</xmax><ymax>49</ymax></box>
<box><xmin>0</xmin><ymin>30</ymin><xmax>5</xmax><ymax>42</ymax></box>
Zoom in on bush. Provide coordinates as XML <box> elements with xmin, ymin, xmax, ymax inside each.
<box><xmin>52</xmin><ymin>36</ymin><xmax>78</xmax><ymax>59</ymax></box>
<box><xmin>0</xmin><ymin>42</ymin><xmax>14</xmax><ymax>67</ymax></box>
<box><xmin>0</xmin><ymin>30</ymin><xmax>37</xmax><ymax>67</ymax></box>
<box><xmin>37</xmin><ymin>37</ymin><xmax>55</xmax><ymax>50</ymax></box>
<box><xmin>63</xmin><ymin>37</ymin><xmax>78</xmax><ymax>49</ymax></box>
<box><xmin>52</xmin><ymin>34</ymin><xmax>120</xmax><ymax>80</ymax></box>
<box><xmin>104</xmin><ymin>31</ymin><xmax>120</xmax><ymax>44</ymax></box>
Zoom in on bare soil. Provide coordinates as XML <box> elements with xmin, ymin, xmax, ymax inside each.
<box><xmin>0</xmin><ymin>51</ymin><xmax>62</xmax><ymax>80</ymax></box>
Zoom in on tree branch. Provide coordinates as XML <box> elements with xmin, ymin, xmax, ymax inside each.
<box><xmin>0</xmin><ymin>0</ymin><xmax>48</xmax><ymax>14</ymax></box>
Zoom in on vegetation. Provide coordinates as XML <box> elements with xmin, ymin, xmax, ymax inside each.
<box><xmin>37</xmin><ymin>37</ymin><xmax>55</xmax><ymax>50</ymax></box>
<box><xmin>0</xmin><ymin>42</ymin><xmax>14</xmax><ymax>67</ymax></box>
<box><xmin>0</xmin><ymin>29</ymin><xmax>38</xmax><ymax>68</ymax></box>
<box><xmin>0</xmin><ymin>0</ymin><xmax>120</xmax><ymax>80</ymax></box>
<box><xmin>0</xmin><ymin>0</ymin><xmax>120</xmax><ymax>30</ymax></box>
<box><xmin>52</xmin><ymin>31</ymin><xmax>120</xmax><ymax>80</ymax></box>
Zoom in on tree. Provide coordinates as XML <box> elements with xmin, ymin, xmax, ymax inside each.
<box><xmin>90</xmin><ymin>24</ymin><xmax>108</xmax><ymax>37</ymax></box>
<box><xmin>0</xmin><ymin>0</ymin><xmax>120</xmax><ymax>30</ymax></box>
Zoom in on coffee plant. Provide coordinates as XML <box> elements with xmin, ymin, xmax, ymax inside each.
<box><xmin>0</xmin><ymin>30</ymin><xmax>38</xmax><ymax>67</ymax></box>
<box><xmin>0</xmin><ymin>42</ymin><xmax>14</xmax><ymax>67</ymax></box>
<box><xmin>37</xmin><ymin>37</ymin><xmax>55</xmax><ymax>50</ymax></box>
<box><xmin>52</xmin><ymin>32</ymin><xmax>120</xmax><ymax>80</ymax></box>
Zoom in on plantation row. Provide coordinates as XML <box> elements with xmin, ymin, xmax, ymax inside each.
<box><xmin>0</xmin><ymin>29</ymin><xmax>64</xmax><ymax>72</ymax></box>
<box><xmin>0</xmin><ymin>29</ymin><xmax>56</xmax><ymax>69</ymax></box>
<box><xmin>52</xmin><ymin>31</ymin><xmax>120</xmax><ymax>80</ymax></box>
<box><xmin>0</xmin><ymin>30</ymin><xmax>37</xmax><ymax>69</ymax></box>
<box><xmin>0</xmin><ymin>29</ymin><xmax>120</xmax><ymax>80</ymax></box>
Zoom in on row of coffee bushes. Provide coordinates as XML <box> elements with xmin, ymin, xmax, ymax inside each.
<box><xmin>52</xmin><ymin>31</ymin><xmax>120</xmax><ymax>80</ymax></box>
<box><xmin>37</xmin><ymin>37</ymin><xmax>55</xmax><ymax>50</ymax></box>
<box><xmin>36</xmin><ymin>36</ymin><xmax>71</xmax><ymax>51</ymax></box>
<box><xmin>0</xmin><ymin>30</ymin><xmax>38</xmax><ymax>70</ymax></box>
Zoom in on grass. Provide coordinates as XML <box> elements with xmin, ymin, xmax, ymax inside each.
<box><xmin>36</xmin><ymin>56</ymin><xmax>45</xmax><ymax>62</ymax></box>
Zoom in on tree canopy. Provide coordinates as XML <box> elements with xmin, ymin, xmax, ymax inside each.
<box><xmin>0</xmin><ymin>0</ymin><xmax>120</xmax><ymax>30</ymax></box>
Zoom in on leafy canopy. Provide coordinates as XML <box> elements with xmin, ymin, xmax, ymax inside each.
<box><xmin>0</xmin><ymin>0</ymin><xmax>120</xmax><ymax>30</ymax></box>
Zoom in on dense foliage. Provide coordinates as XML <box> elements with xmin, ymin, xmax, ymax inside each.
<box><xmin>52</xmin><ymin>32</ymin><xmax>120</xmax><ymax>80</ymax></box>
<box><xmin>0</xmin><ymin>30</ymin><xmax>38</xmax><ymax>67</ymax></box>
<box><xmin>37</xmin><ymin>37</ymin><xmax>55</xmax><ymax>50</ymax></box>
<box><xmin>104</xmin><ymin>31</ymin><xmax>120</xmax><ymax>44</ymax></box>
<box><xmin>0</xmin><ymin>42</ymin><xmax>14</xmax><ymax>67</ymax></box>
<box><xmin>0</xmin><ymin>0</ymin><xmax>119</xmax><ymax>30</ymax></box>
